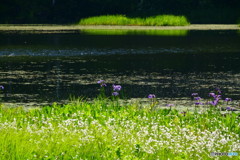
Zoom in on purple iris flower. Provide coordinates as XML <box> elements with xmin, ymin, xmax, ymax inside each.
<box><xmin>216</xmin><ymin>88</ymin><xmax>222</xmax><ymax>94</ymax></box>
<box><xmin>101</xmin><ymin>83</ymin><xmax>107</xmax><ymax>87</ymax></box>
<box><xmin>112</xmin><ymin>85</ymin><xmax>121</xmax><ymax>91</ymax></box>
<box><xmin>214</xmin><ymin>95</ymin><xmax>221</xmax><ymax>99</ymax></box>
<box><xmin>225</xmin><ymin>98</ymin><xmax>232</xmax><ymax>102</ymax></box>
<box><xmin>191</xmin><ymin>93</ymin><xmax>198</xmax><ymax>96</ymax></box>
<box><xmin>226</xmin><ymin>106</ymin><xmax>233</xmax><ymax>111</ymax></box>
<box><xmin>97</xmin><ymin>80</ymin><xmax>104</xmax><ymax>84</ymax></box>
<box><xmin>112</xmin><ymin>92</ymin><xmax>119</xmax><ymax>96</ymax></box>
<box><xmin>0</xmin><ymin>85</ymin><xmax>4</xmax><ymax>90</ymax></box>
<box><xmin>167</xmin><ymin>104</ymin><xmax>174</xmax><ymax>107</ymax></box>
<box><xmin>97</xmin><ymin>80</ymin><xmax>107</xmax><ymax>87</ymax></box>
<box><xmin>209</xmin><ymin>92</ymin><xmax>215</xmax><ymax>97</ymax></box>
<box><xmin>195</xmin><ymin>102</ymin><xmax>204</xmax><ymax>105</ymax></box>
<box><xmin>148</xmin><ymin>94</ymin><xmax>156</xmax><ymax>99</ymax></box>
<box><xmin>209</xmin><ymin>100</ymin><xmax>219</xmax><ymax>106</ymax></box>
<box><xmin>194</xmin><ymin>97</ymin><xmax>201</xmax><ymax>101</ymax></box>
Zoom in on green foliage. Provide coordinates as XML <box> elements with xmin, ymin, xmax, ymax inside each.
<box><xmin>0</xmin><ymin>100</ymin><xmax>239</xmax><ymax>159</ymax></box>
<box><xmin>79</xmin><ymin>15</ymin><xmax>189</xmax><ymax>26</ymax></box>
<box><xmin>79</xmin><ymin>15</ymin><xmax>130</xmax><ymax>25</ymax></box>
<box><xmin>144</xmin><ymin>15</ymin><xmax>189</xmax><ymax>26</ymax></box>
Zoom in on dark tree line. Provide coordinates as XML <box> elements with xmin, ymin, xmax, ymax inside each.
<box><xmin>0</xmin><ymin>0</ymin><xmax>239</xmax><ymax>24</ymax></box>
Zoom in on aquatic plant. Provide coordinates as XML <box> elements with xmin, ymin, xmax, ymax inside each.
<box><xmin>208</xmin><ymin>89</ymin><xmax>222</xmax><ymax>106</ymax></box>
<box><xmin>112</xmin><ymin>84</ymin><xmax>121</xmax><ymax>92</ymax></box>
<box><xmin>190</xmin><ymin>88</ymin><xmax>238</xmax><ymax>112</ymax></box>
<box><xmin>148</xmin><ymin>94</ymin><xmax>156</xmax><ymax>99</ymax></box>
<box><xmin>97</xmin><ymin>80</ymin><xmax>107</xmax><ymax>87</ymax></box>
<box><xmin>225</xmin><ymin>98</ymin><xmax>232</xmax><ymax>102</ymax></box>
<box><xmin>166</xmin><ymin>104</ymin><xmax>174</xmax><ymax>107</ymax></box>
<box><xmin>97</xmin><ymin>80</ymin><xmax>107</xmax><ymax>98</ymax></box>
<box><xmin>112</xmin><ymin>92</ymin><xmax>119</xmax><ymax>96</ymax></box>
<box><xmin>0</xmin><ymin>85</ymin><xmax>3</xmax><ymax>103</ymax></box>
<box><xmin>147</xmin><ymin>94</ymin><xmax>158</xmax><ymax>111</ymax></box>
<box><xmin>79</xmin><ymin>15</ymin><xmax>190</xmax><ymax>26</ymax></box>
<box><xmin>111</xmin><ymin>84</ymin><xmax>122</xmax><ymax>97</ymax></box>
<box><xmin>191</xmin><ymin>93</ymin><xmax>198</xmax><ymax>96</ymax></box>
<box><xmin>166</xmin><ymin>104</ymin><xmax>174</xmax><ymax>110</ymax></box>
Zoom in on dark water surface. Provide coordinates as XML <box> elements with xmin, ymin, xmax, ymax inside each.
<box><xmin>0</xmin><ymin>30</ymin><xmax>240</xmax><ymax>105</ymax></box>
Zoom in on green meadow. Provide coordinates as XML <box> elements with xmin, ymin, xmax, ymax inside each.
<box><xmin>0</xmin><ymin>97</ymin><xmax>239</xmax><ymax>159</ymax></box>
<box><xmin>79</xmin><ymin>15</ymin><xmax>190</xmax><ymax>26</ymax></box>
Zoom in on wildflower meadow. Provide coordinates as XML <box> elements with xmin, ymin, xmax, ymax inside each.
<box><xmin>0</xmin><ymin>82</ymin><xmax>239</xmax><ymax>159</ymax></box>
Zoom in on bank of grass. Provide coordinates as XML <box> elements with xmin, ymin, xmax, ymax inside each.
<box><xmin>79</xmin><ymin>15</ymin><xmax>190</xmax><ymax>26</ymax></box>
<box><xmin>0</xmin><ymin>98</ymin><xmax>239</xmax><ymax>159</ymax></box>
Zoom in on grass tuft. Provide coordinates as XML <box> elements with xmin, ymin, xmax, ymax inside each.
<box><xmin>79</xmin><ymin>15</ymin><xmax>190</xmax><ymax>26</ymax></box>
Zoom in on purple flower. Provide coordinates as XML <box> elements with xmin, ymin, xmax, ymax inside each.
<box><xmin>226</xmin><ymin>106</ymin><xmax>233</xmax><ymax>111</ymax></box>
<box><xmin>225</xmin><ymin>98</ymin><xmax>232</xmax><ymax>102</ymax></box>
<box><xmin>112</xmin><ymin>92</ymin><xmax>119</xmax><ymax>96</ymax></box>
<box><xmin>100</xmin><ymin>83</ymin><xmax>107</xmax><ymax>87</ymax></box>
<box><xmin>213</xmin><ymin>95</ymin><xmax>221</xmax><ymax>100</ymax></box>
<box><xmin>195</xmin><ymin>102</ymin><xmax>204</xmax><ymax>105</ymax></box>
<box><xmin>216</xmin><ymin>88</ymin><xmax>222</xmax><ymax>94</ymax></box>
<box><xmin>167</xmin><ymin>104</ymin><xmax>174</xmax><ymax>107</ymax></box>
<box><xmin>194</xmin><ymin>97</ymin><xmax>201</xmax><ymax>101</ymax></box>
<box><xmin>209</xmin><ymin>99</ymin><xmax>219</xmax><ymax>106</ymax></box>
<box><xmin>148</xmin><ymin>94</ymin><xmax>156</xmax><ymax>99</ymax></box>
<box><xmin>112</xmin><ymin>85</ymin><xmax>121</xmax><ymax>91</ymax></box>
<box><xmin>0</xmin><ymin>85</ymin><xmax>4</xmax><ymax>90</ymax></box>
<box><xmin>181</xmin><ymin>111</ymin><xmax>187</xmax><ymax>116</ymax></box>
<box><xmin>97</xmin><ymin>80</ymin><xmax>107</xmax><ymax>87</ymax></box>
<box><xmin>191</xmin><ymin>93</ymin><xmax>198</xmax><ymax>96</ymax></box>
<box><xmin>209</xmin><ymin>92</ymin><xmax>215</xmax><ymax>97</ymax></box>
<box><xmin>97</xmin><ymin>80</ymin><xmax>104</xmax><ymax>84</ymax></box>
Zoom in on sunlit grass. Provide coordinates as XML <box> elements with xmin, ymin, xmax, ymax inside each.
<box><xmin>0</xmin><ymin>99</ymin><xmax>239</xmax><ymax>159</ymax></box>
<box><xmin>79</xmin><ymin>15</ymin><xmax>190</xmax><ymax>26</ymax></box>
<box><xmin>81</xmin><ymin>29</ymin><xmax>188</xmax><ymax>36</ymax></box>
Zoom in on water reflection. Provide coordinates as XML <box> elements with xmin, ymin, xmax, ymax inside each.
<box><xmin>0</xmin><ymin>30</ymin><xmax>239</xmax><ymax>56</ymax></box>
<box><xmin>80</xmin><ymin>29</ymin><xmax>188</xmax><ymax>36</ymax></box>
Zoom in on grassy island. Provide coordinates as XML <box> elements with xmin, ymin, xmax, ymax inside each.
<box><xmin>79</xmin><ymin>15</ymin><xmax>190</xmax><ymax>26</ymax></box>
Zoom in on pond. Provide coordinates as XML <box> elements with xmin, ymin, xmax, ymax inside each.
<box><xmin>0</xmin><ymin>29</ymin><xmax>240</xmax><ymax>106</ymax></box>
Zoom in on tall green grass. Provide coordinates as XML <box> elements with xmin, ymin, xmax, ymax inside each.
<box><xmin>79</xmin><ymin>15</ymin><xmax>190</xmax><ymax>26</ymax></box>
<box><xmin>0</xmin><ymin>99</ymin><xmax>239</xmax><ymax>159</ymax></box>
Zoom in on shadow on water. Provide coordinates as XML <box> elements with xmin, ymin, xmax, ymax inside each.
<box><xmin>0</xmin><ymin>30</ymin><xmax>240</xmax><ymax>105</ymax></box>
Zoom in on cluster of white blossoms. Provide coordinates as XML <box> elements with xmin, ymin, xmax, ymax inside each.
<box><xmin>0</xmin><ymin>111</ymin><xmax>239</xmax><ymax>159</ymax></box>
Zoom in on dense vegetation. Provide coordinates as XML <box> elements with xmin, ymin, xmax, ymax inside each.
<box><xmin>0</xmin><ymin>99</ymin><xmax>239</xmax><ymax>159</ymax></box>
<box><xmin>79</xmin><ymin>15</ymin><xmax>189</xmax><ymax>26</ymax></box>
<box><xmin>0</xmin><ymin>80</ymin><xmax>240</xmax><ymax>160</ymax></box>
<box><xmin>0</xmin><ymin>0</ymin><xmax>240</xmax><ymax>24</ymax></box>
<box><xmin>0</xmin><ymin>82</ymin><xmax>239</xmax><ymax>159</ymax></box>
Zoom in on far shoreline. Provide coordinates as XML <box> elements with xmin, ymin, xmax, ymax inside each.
<box><xmin>0</xmin><ymin>24</ymin><xmax>239</xmax><ymax>32</ymax></box>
